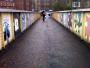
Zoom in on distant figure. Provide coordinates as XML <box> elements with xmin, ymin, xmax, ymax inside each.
<box><xmin>41</xmin><ymin>11</ymin><xmax>46</xmax><ymax>22</ymax></box>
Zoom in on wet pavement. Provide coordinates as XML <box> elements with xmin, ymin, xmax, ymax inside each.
<box><xmin>0</xmin><ymin>17</ymin><xmax>90</xmax><ymax>68</ymax></box>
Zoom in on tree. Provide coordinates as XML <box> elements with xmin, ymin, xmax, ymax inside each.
<box><xmin>52</xmin><ymin>2</ymin><xmax>71</xmax><ymax>11</ymax></box>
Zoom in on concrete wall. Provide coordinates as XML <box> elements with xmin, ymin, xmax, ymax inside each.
<box><xmin>52</xmin><ymin>9</ymin><xmax>90</xmax><ymax>44</ymax></box>
<box><xmin>0</xmin><ymin>10</ymin><xmax>41</xmax><ymax>50</ymax></box>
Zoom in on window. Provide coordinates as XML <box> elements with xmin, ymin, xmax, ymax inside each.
<box><xmin>72</xmin><ymin>2</ymin><xmax>80</xmax><ymax>7</ymax></box>
<box><xmin>87</xmin><ymin>1</ymin><xmax>90</xmax><ymax>7</ymax></box>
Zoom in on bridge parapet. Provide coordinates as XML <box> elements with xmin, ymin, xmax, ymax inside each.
<box><xmin>0</xmin><ymin>9</ymin><xmax>41</xmax><ymax>50</ymax></box>
<box><xmin>52</xmin><ymin>9</ymin><xmax>90</xmax><ymax>44</ymax></box>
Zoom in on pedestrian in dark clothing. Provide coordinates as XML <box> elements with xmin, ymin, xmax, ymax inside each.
<box><xmin>41</xmin><ymin>11</ymin><xmax>46</xmax><ymax>22</ymax></box>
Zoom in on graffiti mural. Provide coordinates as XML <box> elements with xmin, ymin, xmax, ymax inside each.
<box><xmin>84</xmin><ymin>13</ymin><xmax>90</xmax><ymax>41</ymax></box>
<box><xmin>20</xmin><ymin>13</ymin><xmax>27</xmax><ymax>32</ymax></box>
<box><xmin>0</xmin><ymin>20</ymin><xmax>3</xmax><ymax>49</ymax></box>
<box><xmin>14</xmin><ymin>17</ymin><xmax>19</xmax><ymax>31</ymax></box>
<box><xmin>68</xmin><ymin>13</ymin><xmax>72</xmax><ymax>29</ymax></box>
<box><xmin>2</xmin><ymin>13</ymin><xmax>14</xmax><ymax>45</ymax></box>
<box><xmin>26</xmin><ymin>13</ymin><xmax>31</xmax><ymax>28</ymax></box>
<box><xmin>60</xmin><ymin>13</ymin><xmax>64</xmax><ymax>24</ymax></box>
<box><xmin>60</xmin><ymin>12</ymin><xmax>72</xmax><ymax>29</ymax></box>
<box><xmin>86</xmin><ymin>16</ymin><xmax>90</xmax><ymax>36</ymax></box>
<box><xmin>3</xmin><ymin>16</ymin><xmax>10</xmax><ymax>43</ymax></box>
<box><xmin>63</xmin><ymin>13</ymin><xmax>69</xmax><ymax>28</ymax></box>
<box><xmin>73</xmin><ymin>12</ymin><xmax>83</xmax><ymax>36</ymax></box>
<box><xmin>13</xmin><ymin>13</ymin><xmax>21</xmax><ymax>38</ymax></box>
<box><xmin>53</xmin><ymin>12</ymin><xmax>90</xmax><ymax>43</ymax></box>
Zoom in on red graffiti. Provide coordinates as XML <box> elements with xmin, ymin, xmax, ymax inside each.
<box><xmin>86</xmin><ymin>16</ymin><xmax>90</xmax><ymax>36</ymax></box>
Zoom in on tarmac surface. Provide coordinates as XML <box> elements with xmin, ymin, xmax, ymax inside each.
<box><xmin>0</xmin><ymin>17</ymin><xmax>90</xmax><ymax>68</ymax></box>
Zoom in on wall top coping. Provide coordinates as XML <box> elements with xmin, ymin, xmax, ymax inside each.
<box><xmin>56</xmin><ymin>8</ymin><xmax>90</xmax><ymax>12</ymax></box>
<box><xmin>0</xmin><ymin>8</ymin><xmax>33</xmax><ymax>13</ymax></box>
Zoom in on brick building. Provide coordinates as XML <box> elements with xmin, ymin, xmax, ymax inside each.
<box><xmin>80</xmin><ymin>0</ymin><xmax>90</xmax><ymax>8</ymax></box>
<box><xmin>0</xmin><ymin>0</ymin><xmax>15</xmax><ymax>9</ymax></box>
<box><xmin>0</xmin><ymin>0</ymin><xmax>32</xmax><ymax>11</ymax></box>
<box><xmin>72</xmin><ymin>0</ymin><xmax>90</xmax><ymax>9</ymax></box>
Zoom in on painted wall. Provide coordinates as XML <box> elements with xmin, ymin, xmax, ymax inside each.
<box><xmin>83</xmin><ymin>13</ymin><xmax>90</xmax><ymax>42</ymax></box>
<box><xmin>52</xmin><ymin>11</ymin><xmax>90</xmax><ymax>44</ymax></box>
<box><xmin>72</xmin><ymin>12</ymin><xmax>83</xmax><ymax>38</ymax></box>
<box><xmin>1</xmin><ymin>13</ymin><xmax>14</xmax><ymax>46</ymax></box>
<box><xmin>26</xmin><ymin>13</ymin><xmax>31</xmax><ymax>28</ymax></box>
<box><xmin>13</xmin><ymin>13</ymin><xmax>21</xmax><ymax>38</ymax></box>
<box><xmin>20</xmin><ymin>13</ymin><xmax>27</xmax><ymax>32</ymax></box>
<box><xmin>0</xmin><ymin>12</ymin><xmax>40</xmax><ymax>50</ymax></box>
<box><xmin>0</xmin><ymin>14</ymin><xmax>3</xmax><ymax>50</ymax></box>
<box><xmin>59</xmin><ymin>13</ymin><xmax>69</xmax><ymax>28</ymax></box>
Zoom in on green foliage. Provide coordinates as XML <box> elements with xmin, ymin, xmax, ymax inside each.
<box><xmin>52</xmin><ymin>2</ymin><xmax>71</xmax><ymax>11</ymax></box>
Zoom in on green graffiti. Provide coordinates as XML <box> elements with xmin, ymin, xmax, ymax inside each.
<box><xmin>74</xmin><ymin>13</ymin><xmax>82</xmax><ymax>27</ymax></box>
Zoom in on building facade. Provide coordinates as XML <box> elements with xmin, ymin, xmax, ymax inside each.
<box><xmin>0</xmin><ymin>0</ymin><xmax>90</xmax><ymax>11</ymax></box>
<box><xmin>72</xmin><ymin>0</ymin><xmax>90</xmax><ymax>9</ymax></box>
<box><xmin>0</xmin><ymin>0</ymin><xmax>32</xmax><ymax>11</ymax></box>
<box><xmin>80</xmin><ymin>0</ymin><xmax>90</xmax><ymax>8</ymax></box>
<box><xmin>0</xmin><ymin>0</ymin><xmax>15</xmax><ymax>9</ymax></box>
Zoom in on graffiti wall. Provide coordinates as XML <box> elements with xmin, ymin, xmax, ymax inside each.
<box><xmin>30</xmin><ymin>14</ymin><xmax>36</xmax><ymax>24</ymax></box>
<box><xmin>13</xmin><ymin>13</ymin><xmax>21</xmax><ymax>38</ymax></box>
<box><xmin>72</xmin><ymin>12</ymin><xmax>83</xmax><ymax>37</ymax></box>
<box><xmin>68</xmin><ymin>13</ymin><xmax>72</xmax><ymax>30</ymax></box>
<box><xmin>1</xmin><ymin>13</ymin><xmax>14</xmax><ymax>46</ymax></box>
<box><xmin>60</xmin><ymin>12</ymin><xmax>72</xmax><ymax>30</ymax></box>
<box><xmin>52</xmin><ymin>11</ymin><xmax>90</xmax><ymax>43</ymax></box>
<box><xmin>52</xmin><ymin>12</ymin><xmax>60</xmax><ymax>23</ymax></box>
<box><xmin>84</xmin><ymin>13</ymin><xmax>90</xmax><ymax>42</ymax></box>
<box><xmin>63</xmin><ymin>13</ymin><xmax>69</xmax><ymax>28</ymax></box>
<box><xmin>60</xmin><ymin>13</ymin><xmax>64</xmax><ymax>25</ymax></box>
<box><xmin>20</xmin><ymin>13</ymin><xmax>27</xmax><ymax>32</ymax></box>
<box><xmin>26</xmin><ymin>13</ymin><xmax>31</xmax><ymax>28</ymax></box>
<box><xmin>0</xmin><ymin>15</ymin><xmax>3</xmax><ymax>49</ymax></box>
<box><xmin>57</xmin><ymin>13</ymin><xmax>60</xmax><ymax>22</ymax></box>
<box><xmin>0</xmin><ymin>12</ymin><xmax>40</xmax><ymax>51</ymax></box>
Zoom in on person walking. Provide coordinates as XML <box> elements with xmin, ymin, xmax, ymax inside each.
<box><xmin>41</xmin><ymin>11</ymin><xmax>46</xmax><ymax>22</ymax></box>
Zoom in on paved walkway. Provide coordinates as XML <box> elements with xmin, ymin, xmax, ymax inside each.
<box><xmin>0</xmin><ymin>17</ymin><xmax>90</xmax><ymax>68</ymax></box>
